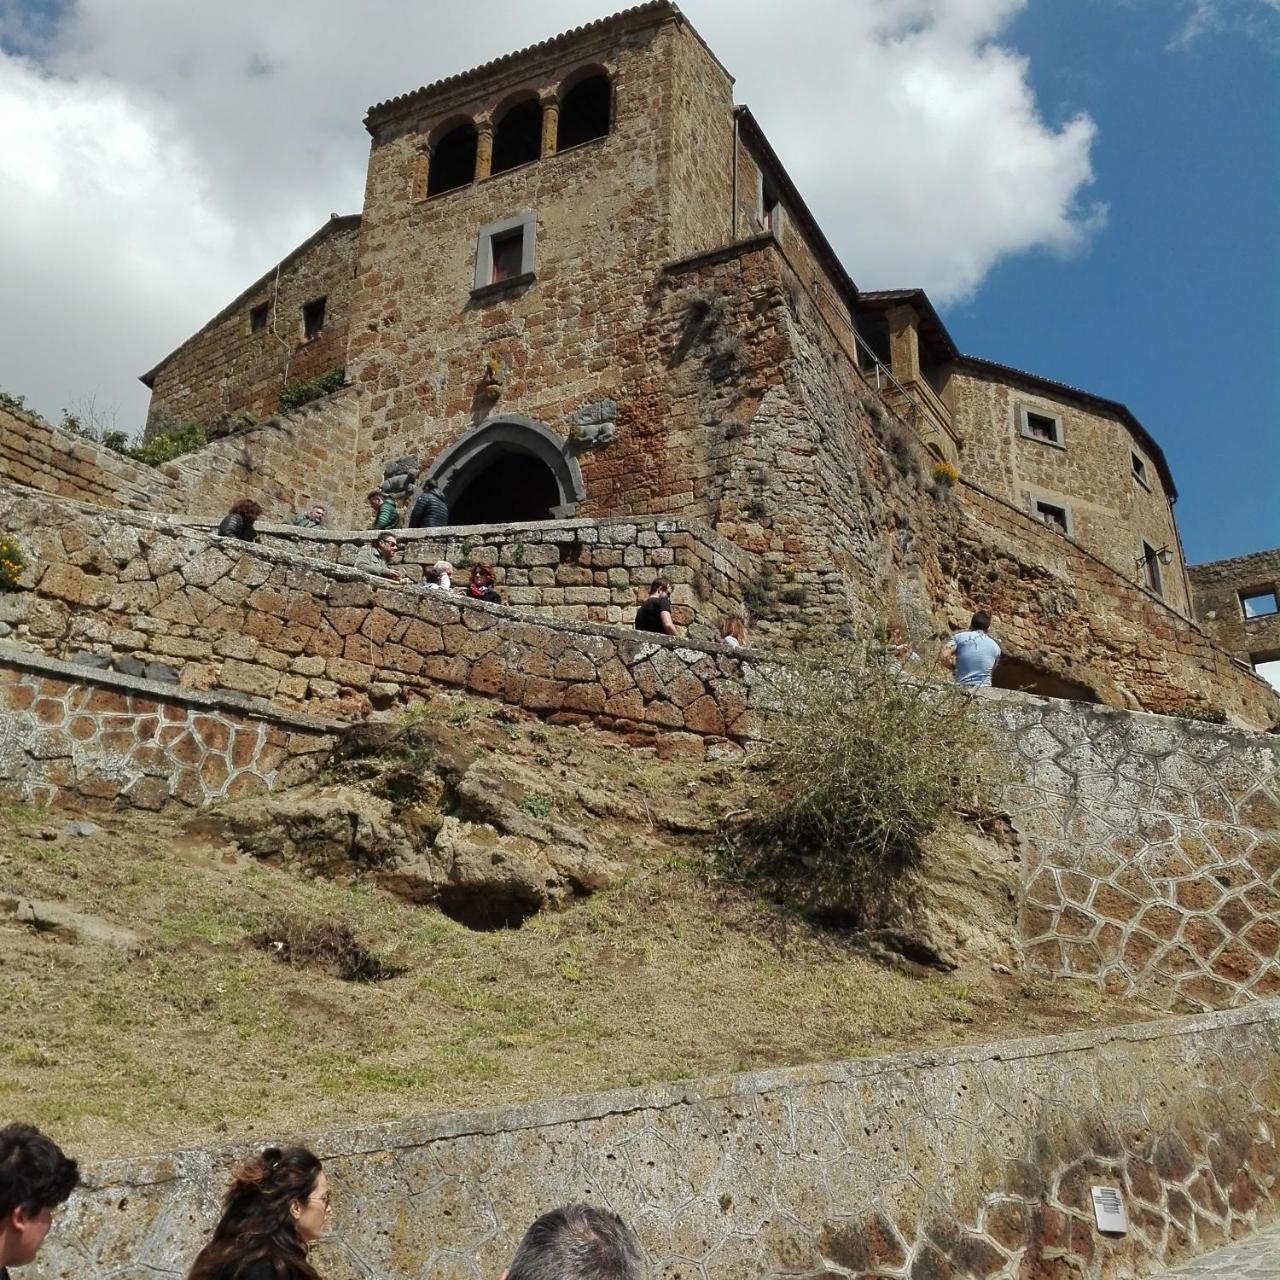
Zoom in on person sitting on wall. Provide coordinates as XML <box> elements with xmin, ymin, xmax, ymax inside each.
<box><xmin>942</xmin><ymin>610</ymin><xmax>1001</xmax><ymax>687</ymax></box>
<box><xmin>286</xmin><ymin>504</ymin><xmax>326</xmax><ymax>528</ymax></box>
<box><xmin>367</xmin><ymin>489</ymin><xmax>400</xmax><ymax>530</ymax></box>
<box><xmin>499</xmin><ymin>1203</ymin><xmax>644</xmax><ymax>1280</ymax></box>
<box><xmin>186</xmin><ymin>1146</ymin><xmax>329</xmax><ymax>1280</ymax></box>
<box><xmin>354</xmin><ymin>533</ymin><xmax>411</xmax><ymax>584</ymax></box>
<box><xmin>216</xmin><ymin>499</ymin><xmax>261</xmax><ymax>541</ymax></box>
<box><xmin>635</xmin><ymin>579</ymin><xmax>678</xmax><ymax>636</ymax></box>
<box><xmin>407</xmin><ymin>478</ymin><xmax>449</xmax><ymax>528</ymax></box>
<box><xmin>0</xmin><ymin>1123</ymin><xmax>81</xmax><ymax>1280</ymax></box>
<box><xmin>466</xmin><ymin>563</ymin><xmax>501</xmax><ymax>604</ymax></box>
<box><xmin>885</xmin><ymin>624</ymin><xmax>921</xmax><ymax>666</ymax></box>
<box><xmin>718</xmin><ymin>616</ymin><xmax>747</xmax><ymax>649</ymax></box>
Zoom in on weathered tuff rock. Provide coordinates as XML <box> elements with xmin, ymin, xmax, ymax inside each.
<box><xmin>214</xmin><ymin>720</ymin><xmax>624</xmax><ymax>928</ymax></box>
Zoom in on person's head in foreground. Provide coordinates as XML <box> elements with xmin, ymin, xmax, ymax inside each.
<box><xmin>188</xmin><ymin>1146</ymin><xmax>329</xmax><ymax>1280</ymax></box>
<box><xmin>0</xmin><ymin>1123</ymin><xmax>80</xmax><ymax>1273</ymax></box>
<box><xmin>501</xmin><ymin>1203</ymin><xmax>643</xmax><ymax>1280</ymax></box>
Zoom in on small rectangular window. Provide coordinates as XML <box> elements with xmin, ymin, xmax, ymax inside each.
<box><xmin>1022</xmin><ymin>410</ymin><xmax>1062</xmax><ymax>445</ymax></box>
<box><xmin>759</xmin><ymin>175</ymin><xmax>783</xmax><ymax>236</ymax></box>
<box><xmin>301</xmin><ymin>297</ymin><xmax>327</xmax><ymax>341</ymax></box>
<box><xmin>1240</xmin><ymin>588</ymin><xmax>1279</xmax><ymax>619</ymax></box>
<box><xmin>1034</xmin><ymin>499</ymin><xmax>1069</xmax><ymax>534</ymax></box>
<box><xmin>249</xmin><ymin>302</ymin><xmax>269</xmax><ymax>333</ymax></box>
<box><xmin>1131</xmin><ymin>452</ymin><xmax>1149</xmax><ymax>487</ymax></box>
<box><xmin>1141</xmin><ymin>540</ymin><xmax>1163</xmax><ymax>596</ymax></box>
<box><xmin>491</xmin><ymin>230</ymin><xmax>524</xmax><ymax>283</ymax></box>
<box><xmin>473</xmin><ymin>212</ymin><xmax>537</xmax><ymax>296</ymax></box>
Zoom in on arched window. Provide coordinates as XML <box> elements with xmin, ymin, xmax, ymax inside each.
<box><xmin>557</xmin><ymin>73</ymin><xmax>611</xmax><ymax>150</ymax></box>
<box><xmin>427</xmin><ymin>121</ymin><xmax>476</xmax><ymax>197</ymax></box>
<box><xmin>491</xmin><ymin>99</ymin><xmax>541</xmax><ymax>175</ymax></box>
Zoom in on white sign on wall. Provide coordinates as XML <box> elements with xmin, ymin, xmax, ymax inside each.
<box><xmin>1090</xmin><ymin>1186</ymin><xmax>1127</xmax><ymax>1234</ymax></box>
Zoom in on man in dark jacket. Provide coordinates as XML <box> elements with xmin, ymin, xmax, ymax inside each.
<box><xmin>0</xmin><ymin>1124</ymin><xmax>80</xmax><ymax>1280</ymax></box>
<box><xmin>408</xmin><ymin>478</ymin><xmax>449</xmax><ymax>528</ymax></box>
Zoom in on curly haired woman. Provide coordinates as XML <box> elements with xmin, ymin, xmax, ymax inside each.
<box><xmin>187</xmin><ymin>1146</ymin><xmax>329</xmax><ymax>1280</ymax></box>
<box><xmin>216</xmin><ymin>500</ymin><xmax>262</xmax><ymax>542</ymax></box>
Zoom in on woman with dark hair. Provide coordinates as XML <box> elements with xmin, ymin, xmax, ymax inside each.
<box><xmin>466</xmin><ymin>564</ymin><xmax>501</xmax><ymax>604</ymax></box>
<box><xmin>216</xmin><ymin>500</ymin><xmax>262</xmax><ymax>542</ymax></box>
<box><xmin>187</xmin><ymin>1146</ymin><xmax>329</xmax><ymax>1280</ymax></box>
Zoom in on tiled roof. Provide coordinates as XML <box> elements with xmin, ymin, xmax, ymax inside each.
<box><xmin>363</xmin><ymin>2</ymin><xmax>707</xmax><ymax>130</ymax></box>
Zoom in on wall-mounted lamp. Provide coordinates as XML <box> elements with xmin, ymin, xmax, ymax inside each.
<box><xmin>1135</xmin><ymin>545</ymin><xmax>1174</xmax><ymax>572</ymax></box>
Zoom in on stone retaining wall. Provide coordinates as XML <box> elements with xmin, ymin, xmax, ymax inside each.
<box><xmin>991</xmin><ymin>691</ymin><xmax>1280</xmax><ymax>1012</ymax></box>
<box><xmin>0</xmin><ymin>391</ymin><xmax>363</xmax><ymax>527</ymax></box>
<box><xmin>31</xmin><ymin>1004</ymin><xmax>1280</xmax><ymax>1280</ymax></box>
<box><xmin>1</xmin><ymin>491</ymin><xmax>760</xmax><ymax>754</ymax></box>
<box><xmin>0</xmin><ymin>404</ymin><xmax>180</xmax><ymax>513</ymax></box>
<box><xmin>239</xmin><ymin>515</ymin><xmax>756</xmax><ymax>643</ymax></box>
<box><xmin>0</xmin><ymin>649</ymin><xmax>340</xmax><ymax>810</ymax></box>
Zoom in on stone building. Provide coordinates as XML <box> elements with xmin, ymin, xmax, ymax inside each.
<box><xmin>1190</xmin><ymin>548</ymin><xmax>1280</xmax><ymax>689</ymax></box>
<box><xmin>128</xmin><ymin>0</ymin><xmax>1274</xmax><ymax>720</ymax></box>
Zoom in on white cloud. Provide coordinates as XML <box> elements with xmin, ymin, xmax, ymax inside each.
<box><xmin>1168</xmin><ymin>0</ymin><xmax>1280</xmax><ymax>48</ymax></box>
<box><xmin>0</xmin><ymin>0</ymin><xmax>1102</xmax><ymax>430</ymax></box>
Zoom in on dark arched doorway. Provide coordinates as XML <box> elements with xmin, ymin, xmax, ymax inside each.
<box><xmin>427</xmin><ymin>415</ymin><xmax>586</xmax><ymax>524</ymax></box>
<box><xmin>449</xmin><ymin>454</ymin><xmax>561</xmax><ymax>523</ymax></box>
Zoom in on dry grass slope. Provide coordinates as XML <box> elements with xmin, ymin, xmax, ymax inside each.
<box><xmin>0</xmin><ymin>703</ymin><xmax>1161</xmax><ymax>1158</ymax></box>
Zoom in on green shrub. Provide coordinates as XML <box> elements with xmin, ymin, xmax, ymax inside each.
<box><xmin>129</xmin><ymin>421</ymin><xmax>206</xmax><ymax>466</ymax></box>
<box><xmin>741</xmin><ymin>561</ymin><xmax>775</xmax><ymax>618</ymax></box>
<box><xmin>0</xmin><ymin>535</ymin><xmax>28</xmax><ymax>590</ymax></box>
<box><xmin>279</xmin><ymin>366</ymin><xmax>346</xmax><ymax>414</ymax></box>
<box><xmin>1173</xmin><ymin>705</ymin><xmax>1228</xmax><ymax>725</ymax></box>
<box><xmin>0</xmin><ymin>390</ymin><xmax>27</xmax><ymax>414</ymax></box>
<box><xmin>737</xmin><ymin>641</ymin><xmax>998</xmax><ymax>922</ymax></box>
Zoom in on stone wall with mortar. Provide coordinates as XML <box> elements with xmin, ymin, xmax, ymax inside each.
<box><xmin>0</xmin><ymin>648</ymin><xmax>339</xmax><ymax>810</ymax></box>
<box><xmin>31</xmin><ymin>1004</ymin><xmax>1280</xmax><ymax>1280</ymax></box>
<box><xmin>143</xmin><ymin>217</ymin><xmax>361</xmax><ymax>435</ymax></box>
<box><xmin>0</xmin><ymin>392</ymin><xmax>363</xmax><ymax>526</ymax></box>
<box><xmin>237</xmin><ymin>516</ymin><xmax>756</xmax><ymax>642</ymax></box>
<box><xmin>946</xmin><ymin>481</ymin><xmax>1278</xmax><ymax>729</ymax></box>
<box><xmin>950</xmin><ymin>363</ymin><xmax>1189</xmax><ymax>614</ymax></box>
<box><xmin>1190</xmin><ymin>548</ymin><xmax>1280</xmax><ymax>670</ymax></box>
<box><xmin>988</xmin><ymin>691</ymin><xmax>1280</xmax><ymax>1013</ymax></box>
<box><xmin>0</xmin><ymin>404</ymin><xmax>181</xmax><ymax>513</ymax></box>
<box><xmin>0</xmin><ymin>491</ymin><xmax>761</xmax><ymax>754</ymax></box>
<box><xmin>159</xmin><ymin>388</ymin><xmax>364</xmax><ymax>526</ymax></box>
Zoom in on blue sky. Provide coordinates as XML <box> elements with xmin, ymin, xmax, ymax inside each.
<box><xmin>942</xmin><ymin>1</ymin><xmax>1279</xmax><ymax>562</ymax></box>
<box><xmin>0</xmin><ymin>0</ymin><xmax>1275</xmax><ymax>563</ymax></box>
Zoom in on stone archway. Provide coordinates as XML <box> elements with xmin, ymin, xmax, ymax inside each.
<box><xmin>428</xmin><ymin>415</ymin><xmax>585</xmax><ymax>523</ymax></box>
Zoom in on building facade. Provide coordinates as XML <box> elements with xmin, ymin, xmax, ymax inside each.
<box><xmin>133</xmin><ymin>1</ymin><xmax>1277</xmax><ymax>722</ymax></box>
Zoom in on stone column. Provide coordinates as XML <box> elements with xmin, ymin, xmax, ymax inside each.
<box><xmin>540</xmin><ymin>93</ymin><xmax>560</xmax><ymax>158</ymax></box>
<box><xmin>412</xmin><ymin>147</ymin><xmax>430</xmax><ymax>201</ymax></box>
<box><xmin>886</xmin><ymin>305</ymin><xmax>922</xmax><ymax>385</ymax></box>
<box><xmin>475</xmin><ymin>117</ymin><xmax>494</xmax><ymax>181</ymax></box>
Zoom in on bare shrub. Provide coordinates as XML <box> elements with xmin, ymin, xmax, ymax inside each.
<box><xmin>737</xmin><ymin>641</ymin><xmax>1000</xmax><ymax>923</ymax></box>
<box><xmin>252</xmin><ymin>913</ymin><xmax>401</xmax><ymax>982</ymax></box>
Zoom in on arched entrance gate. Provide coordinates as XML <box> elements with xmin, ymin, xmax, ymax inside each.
<box><xmin>428</xmin><ymin>415</ymin><xmax>585</xmax><ymax>524</ymax></box>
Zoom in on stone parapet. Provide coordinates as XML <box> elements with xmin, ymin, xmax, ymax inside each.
<box><xmin>0</xmin><ymin>404</ymin><xmax>180</xmax><ymax>513</ymax></box>
<box><xmin>0</xmin><ymin>647</ymin><xmax>340</xmax><ymax>810</ymax></box>
<box><xmin>30</xmin><ymin>1003</ymin><xmax>1280</xmax><ymax>1280</ymax></box>
<box><xmin>231</xmin><ymin>514</ymin><xmax>756</xmax><ymax>642</ymax></box>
